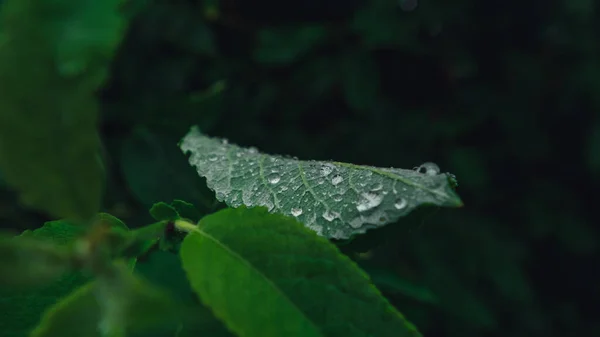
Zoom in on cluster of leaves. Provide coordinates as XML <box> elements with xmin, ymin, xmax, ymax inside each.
<box><xmin>1</xmin><ymin>0</ymin><xmax>599</xmax><ymax>337</ymax></box>
<box><xmin>98</xmin><ymin>1</ymin><xmax>599</xmax><ymax>337</ymax></box>
<box><xmin>0</xmin><ymin>0</ymin><xmax>466</xmax><ymax>336</ymax></box>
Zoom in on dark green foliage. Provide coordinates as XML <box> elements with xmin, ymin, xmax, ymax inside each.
<box><xmin>0</xmin><ymin>220</ymin><xmax>90</xmax><ymax>337</ymax></box>
<box><xmin>121</xmin><ymin>127</ymin><xmax>215</xmax><ymax>212</ymax></box>
<box><xmin>0</xmin><ymin>0</ymin><xmax>598</xmax><ymax>336</ymax></box>
<box><xmin>0</xmin><ymin>0</ymin><xmax>126</xmax><ymax>222</ymax></box>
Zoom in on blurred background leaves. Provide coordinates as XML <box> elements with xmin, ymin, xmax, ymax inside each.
<box><xmin>1</xmin><ymin>0</ymin><xmax>598</xmax><ymax>336</ymax></box>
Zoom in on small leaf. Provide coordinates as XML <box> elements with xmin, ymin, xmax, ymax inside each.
<box><xmin>180</xmin><ymin>127</ymin><xmax>462</xmax><ymax>239</ymax></box>
<box><xmin>150</xmin><ymin>202</ymin><xmax>180</xmax><ymax>221</ymax></box>
<box><xmin>180</xmin><ymin>207</ymin><xmax>421</xmax><ymax>337</ymax></box>
<box><xmin>0</xmin><ymin>0</ymin><xmax>127</xmax><ymax>221</ymax></box>
<box><xmin>171</xmin><ymin>199</ymin><xmax>202</xmax><ymax>222</ymax></box>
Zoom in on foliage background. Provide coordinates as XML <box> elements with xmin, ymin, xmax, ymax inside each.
<box><xmin>1</xmin><ymin>0</ymin><xmax>599</xmax><ymax>336</ymax></box>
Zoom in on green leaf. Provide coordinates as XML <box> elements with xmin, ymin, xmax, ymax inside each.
<box><xmin>171</xmin><ymin>200</ymin><xmax>202</xmax><ymax>222</ymax></box>
<box><xmin>0</xmin><ymin>220</ymin><xmax>90</xmax><ymax>337</ymax></box>
<box><xmin>253</xmin><ymin>25</ymin><xmax>326</xmax><ymax>65</ymax></box>
<box><xmin>121</xmin><ymin>127</ymin><xmax>215</xmax><ymax>212</ymax></box>
<box><xmin>179</xmin><ymin>207</ymin><xmax>421</xmax><ymax>337</ymax></box>
<box><xmin>0</xmin><ymin>0</ymin><xmax>127</xmax><ymax>221</ymax></box>
<box><xmin>31</xmin><ymin>262</ymin><xmax>185</xmax><ymax>337</ymax></box>
<box><xmin>150</xmin><ymin>202</ymin><xmax>180</xmax><ymax>221</ymax></box>
<box><xmin>180</xmin><ymin>127</ymin><xmax>462</xmax><ymax>239</ymax></box>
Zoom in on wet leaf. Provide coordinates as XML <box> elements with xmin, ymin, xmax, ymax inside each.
<box><xmin>180</xmin><ymin>127</ymin><xmax>462</xmax><ymax>239</ymax></box>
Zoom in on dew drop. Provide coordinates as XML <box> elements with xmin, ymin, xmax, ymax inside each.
<box><xmin>221</xmin><ymin>139</ymin><xmax>229</xmax><ymax>145</ymax></box>
<box><xmin>248</xmin><ymin>147</ymin><xmax>258</xmax><ymax>154</ymax></box>
<box><xmin>322</xmin><ymin>210</ymin><xmax>338</xmax><ymax>222</ymax></box>
<box><xmin>291</xmin><ymin>208</ymin><xmax>303</xmax><ymax>216</ymax></box>
<box><xmin>268</xmin><ymin>174</ymin><xmax>281</xmax><ymax>184</ymax></box>
<box><xmin>332</xmin><ymin>194</ymin><xmax>343</xmax><ymax>202</ymax></box>
<box><xmin>208</xmin><ymin>154</ymin><xmax>219</xmax><ymax>162</ymax></box>
<box><xmin>356</xmin><ymin>192</ymin><xmax>383</xmax><ymax>212</ymax></box>
<box><xmin>331</xmin><ymin>175</ymin><xmax>343</xmax><ymax>185</ymax></box>
<box><xmin>371</xmin><ymin>183</ymin><xmax>383</xmax><ymax>191</ymax></box>
<box><xmin>416</xmin><ymin>162</ymin><xmax>440</xmax><ymax>176</ymax></box>
<box><xmin>394</xmin><ymin>198</ymin><xmax>408</xmax><ymax>210</ymax></box>
<box><xmin>320</xmin><ymin>164</ymin><xmax>336</xmax><ymax>176</ymax></box>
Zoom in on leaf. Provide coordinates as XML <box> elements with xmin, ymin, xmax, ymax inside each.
<box><xmin>171</xmin><ymin>200</ymin><xmax>202</xmax><ymax>222</ymax></box>
<box><xmin>0</xmin><ymin>220</ymin><xmax>90</xmax><ymax>337</ymax></box>
<box><xmin>179</xmin><ymin>207</ymin><xmax>421</xmax><ymax>337</ymax></box>
<box><xmin>31</xmin><ymin>262</ymin><xmax>185</xmax><ymax>337</ymax></box>
<box><xmin>150</xmin><ymin>202</ymin><xmax>180</xmax><ymax>222</ymax></box>
<box><xmin>121</xmin><ymin>127</ymin><xmax>215</xmax><ymax>212</ymax></box>
<box><xmin>0</xmin><ymin>0</ymin><xmax>127</xmax><ymax>221</ymax></box>
<box><xmin>180</xmin><ymin>127</ymin><xmax>462</xmax><ymax>239</ymax></box>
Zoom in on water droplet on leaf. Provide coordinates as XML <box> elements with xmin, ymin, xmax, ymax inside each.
<box><xmin>322</xmin><ymin>210</ymin><xmax>338</xmax><ymax>222</ymax></box>
<box><xmin>291</xmin><ymin>208</ymin><xmax>303</xmax><ymax>216</ymax></box>
<box><xmin>356</xmin><ymin>192</ymin><xmax>383</xmax><ymax>212</ymax></box>
<box><xmin>320</xmin><ymin>164</ymin><xmax>335</xmax><ymax>176</ymax></box>
<box><xmin>416</xmin><ymin>162</ymin><xmax>440</xmax><ymax>176</ymax></box>
<box><xmin>331</xmin><ymin>175</ymin><xmax>343</xmax><ymax>185</ymax></box>
<box><xmin>394</xmin><ymin>198</ymin><xmax>407</xmax><ymax>210</ymax></box>
<box><xmin>268</xmin><ymin>173</ymin><xmax>281</xmax><ymax>184</ymax></box>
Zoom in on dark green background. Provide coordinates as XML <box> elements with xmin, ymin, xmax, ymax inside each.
<box><xmin>1</xmin><ymin>0</ymin><xmax>599</xmax><ymax>336</ymax></box>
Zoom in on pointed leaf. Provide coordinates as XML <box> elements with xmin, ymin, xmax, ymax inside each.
<box><xmin>149</xmin><ymin>202</ymin><xmax>180</xmax><ymax>221</ymax></box>
<box><xmin>0</xmin><ymin>0</ymin><xmax>127</xmax><ymax>221</ymax></box>
<box><xmin>179</xmin><ymin>207</ymin><xmax>421</xmax><ymax>337</ymax></box>
<box><xmin>171</xmin><ymin>199</ymin><xmax>203</xmax><ymax>222</ymax></box>
<box><xmin>180</xmin><ymin>127</ymin><xmax>462</xmax><ymax>239</ymax></box>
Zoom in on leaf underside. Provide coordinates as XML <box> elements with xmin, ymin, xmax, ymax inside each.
<box><xmin>180</xmin><ymin>206</ymin><xmax>421</xmax><ymax>337</ymax></box>
<box><xmin>180</xmin><ymin>127</ymin><xmax>462</xmax><ymax>239</ymax></box>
